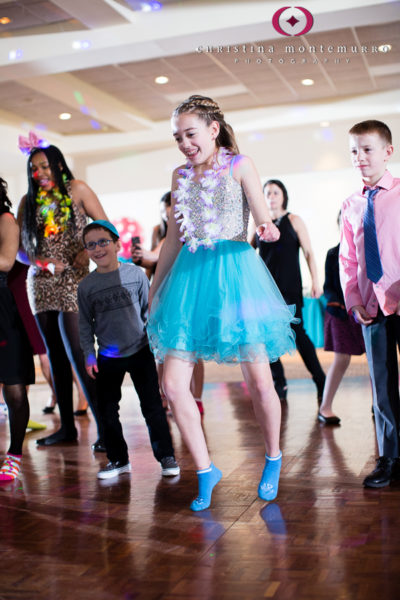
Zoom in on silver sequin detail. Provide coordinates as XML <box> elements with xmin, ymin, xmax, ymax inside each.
<box><xmin>178</xmin><ymin>174</ymin><xmax>249</xmax><ymax>242</ymax></box>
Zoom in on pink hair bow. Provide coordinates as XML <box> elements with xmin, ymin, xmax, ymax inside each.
<box><xmin>18</xmin><ymin>131</ymin><xmax>48</xmax><ymax>155</ymax></box>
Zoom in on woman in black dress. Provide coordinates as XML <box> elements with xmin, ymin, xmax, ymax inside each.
<box><xmin>0</xmin><ymin>177</ymin><xmax>34</xmax><ymax>481</ymax></box>
<box><xmin>255</xmin><ymin>179</ymin><xmax>325</xmax><ymax>402</ymax></box>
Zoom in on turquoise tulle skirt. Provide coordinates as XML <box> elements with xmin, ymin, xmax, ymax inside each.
<box><xmin>147</xmin><ymin>240</ymin><xmax>298</xmax><ymax>364</ymax></box>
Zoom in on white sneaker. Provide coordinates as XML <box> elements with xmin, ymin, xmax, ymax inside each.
<box><xmin>97</xmin><ymin>461</ymin><xmax>131</xmax><ymax>479</ymax></box>
<box><xmin>160</xmin><ymin>456</ymin><xmax>180</xmax><ymax>477</ymax></box>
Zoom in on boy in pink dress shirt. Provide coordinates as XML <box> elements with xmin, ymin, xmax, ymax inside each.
<box><xmin>340</xmin><ymin>120</ymin><xmax>400</xmax><ymax>488</ymax></box>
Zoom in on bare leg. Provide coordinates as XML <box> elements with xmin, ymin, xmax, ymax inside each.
<box><xmin>240</xmin><ymin>361</ymin><xmax>281</xmax><ymax>457</ymax></box>
<box><xmin>319</xmin><ymin>353</ymin><xmax>351</xmax><ymax>418</ymax></box>
<box><xmin>72</xmin><ymin>366</ymin><xmax>88</xmax><ymax>412</ymax></box>
<box><xmin>162</xmin><ymin>355</ymin><xmax>210</xmax><ymax>470</ymax></box>
<box><xmin>38</xmin><ymin>353</ymin><xmax>57</xmax><ymax>409</ymax></box>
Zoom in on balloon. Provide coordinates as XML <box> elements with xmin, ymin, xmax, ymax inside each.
<box><xmin>113</xmin><ymin>217</ymin><xmax>144</xmax><ymax>260</ymax></box>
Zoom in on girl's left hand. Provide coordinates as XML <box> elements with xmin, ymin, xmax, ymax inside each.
<box><xmin>73</xmin><ymin>249</ymin><xmax>90</xmax><ymax>269</ymax></box>
<box><xmin>257</xmin><ymin>222</ymin><xmax>280</xmax><ymax>242</ymax></box>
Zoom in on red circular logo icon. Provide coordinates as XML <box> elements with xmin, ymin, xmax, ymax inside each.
<box><xmin>272</xmin><ymin>6</ymin><xmax>314</xmax><ymax>37</ymax></box>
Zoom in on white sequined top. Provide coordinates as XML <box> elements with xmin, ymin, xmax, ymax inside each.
<box><xmin>178</xmin><ymin>173</ymin><xmax>250</xmax><ymax>243</ymax></box>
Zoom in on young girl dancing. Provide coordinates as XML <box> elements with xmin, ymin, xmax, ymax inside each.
<box><xmin>147</xmin><ymin>95</ymin><xmax>297</xmax><ymax>511</ymax></box>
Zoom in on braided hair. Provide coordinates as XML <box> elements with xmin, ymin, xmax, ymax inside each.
<box><xmin>0</xmin><ymin>177</ymin><xmax>12</xmax><ymax>216</ymax></box>
<box><xmin>21</xmin><ymin>145</ymin><xmax>75</xmax><ymax>257</ymax></box>
<box><xmin>173</xmin><ymin>95</ymin><xmax>239</xmax><ymax>155</ymax></box>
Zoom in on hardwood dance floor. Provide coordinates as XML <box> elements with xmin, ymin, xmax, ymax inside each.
<box><xmin>1</xmin><ymin>370</ymin><xmax>400</xmax><ymax>600</ymax></box>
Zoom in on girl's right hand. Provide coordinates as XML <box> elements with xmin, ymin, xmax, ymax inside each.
<box><xmin>257</xmin><ymin>222</ymin><xmax>280</xmax><ymax>242</ymax></box>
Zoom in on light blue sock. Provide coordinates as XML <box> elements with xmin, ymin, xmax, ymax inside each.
<box><xmin>190</xmin><ymin>463</ymin><xmax>222</xmax><ymax>512</ymax></box>
<box><xmin>258</xmin><ymin>451</ymin><xmax>282</xmax><ymax>501</ymax></box>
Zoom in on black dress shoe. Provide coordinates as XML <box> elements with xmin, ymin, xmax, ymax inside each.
<box><xmin>91</xmin><ymin>439</ymin><xmax>107</xmax><ymax>453</ymax></box>
<box><xmin>36</xmin><ymin>429</ymin><xmax>78</xmax><ymax>446</ymax></box>
<box><xmin>363</xmin><ymin>456</ymin><xmax>398</xmax><ymax>488</ymax></box>
<box><xmin>318</xmin><ymin>412</ymin><xmax>341</xmax><ymax>425</ymax></box>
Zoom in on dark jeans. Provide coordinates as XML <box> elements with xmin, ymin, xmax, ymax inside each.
<box><xmin>270</xmin><ymin>305</ymin><xmax>325</xmax><ymax>397</ymax></box>
<box><xmin>362</xmin><ymin>313</ymin><xmax>400</xmax><ymax>457</ymax></box>
<box><xmin>96</xmin><ymin>344</ymin><xmax>174</xmax><ymax>464</ymax></box>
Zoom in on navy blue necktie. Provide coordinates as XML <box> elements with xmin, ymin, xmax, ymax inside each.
<box><xmin>363</xmin><ymin>187</ymin><xmax>383</xmax><ymax>283</ymax></box>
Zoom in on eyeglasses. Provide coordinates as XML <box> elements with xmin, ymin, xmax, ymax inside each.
<box><xmin>84</xmin><ymin>238</ymin><xmax>113</xmax><ymax>251</ymax></box>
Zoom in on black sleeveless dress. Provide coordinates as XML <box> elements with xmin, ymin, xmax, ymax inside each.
<box><xmin>256</xmin><ymin>213</ymin><xmax>303</xmax><ymax>313</ymax></box>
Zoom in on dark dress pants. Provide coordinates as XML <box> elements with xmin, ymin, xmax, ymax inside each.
<box><xmin>96</xmin><ymin>344</ymin><xmax>174</xmax><ymax>464</ymax></box>
<box><xmin>362</xmin><ymin>313</ymin><xmax>400</xmax><ymax>458</ymax></box>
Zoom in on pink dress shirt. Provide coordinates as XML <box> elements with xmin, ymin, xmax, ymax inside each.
<box><xmin>339</xmin><ymin>170</ymin><xmax>400</xmax><ymax>317</ymax></box>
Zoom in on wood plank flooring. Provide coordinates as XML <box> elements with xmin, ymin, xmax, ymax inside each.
<box><xmin>1</xmin><ymin>373</ymin><xmax>400</xmax><ymax>600</ymax></box>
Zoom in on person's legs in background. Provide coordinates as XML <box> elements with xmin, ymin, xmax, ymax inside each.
<box><xmin>72</xmin><ymin>366</ymin><xmax>88</xmax><ymax>416</ymax></box>
<box><xmin>38</xmin><ymin>353</ymin><xmax>58</xmax><ymax>414</ymax></box>
<box><xmin>191</xmin><ymin>359</ymin><xmax>205</xmax><ymax>415</ymax></box>
<box><xmin>35</xmin><ymin>311</ymin><xmax>77</xmax><ymax>445</ymax></box>
<box><xmin>0</xmin><ymin>384</ymin><xmax>29</xmax><ymax>480</ymax></box>
<box><xmin>58</xmin><ymin>312</ymin><xmax>104</xmax><ymax>449</ymax></box>
<box><xmin>318</xmin><ymin>353</ymin><xmax>351</xmax><ymax>424</ymax></box>
<box><xmin>269</xmin><ymin>359</ymin><xmax>287</xmax><ymax>402</ymax></box>
<box><xmin>292</xmin><ymin>310</ymin><xmax>326</xmax><ymax>403</ymax></box>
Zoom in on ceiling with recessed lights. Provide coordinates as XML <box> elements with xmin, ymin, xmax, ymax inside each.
<box><xmin>0</xmin><ymin>0</ymin><xmax>398</xmax><ymax>157</ymax></box>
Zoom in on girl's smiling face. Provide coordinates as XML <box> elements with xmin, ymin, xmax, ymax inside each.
<box><xmin>172</xmin><ymin>112</ymin><xmax>219</xmax><ymax>167</ymax></box>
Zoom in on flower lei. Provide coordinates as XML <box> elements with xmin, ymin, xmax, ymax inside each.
<box><xmin>36</xmin><ymin>186</ymin><xmax>72</xmax><ymax>237</ymax></box>
<box><xmin>174</xmin><ymin>147</ymin><xmax>232</xmax><ymax>253</ymax></box>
